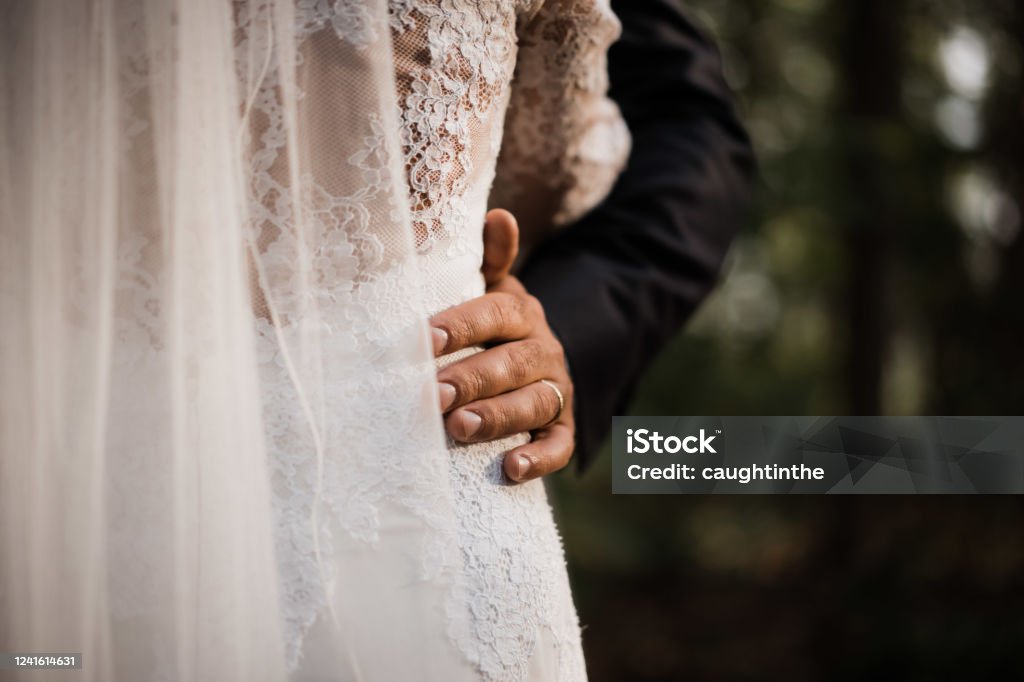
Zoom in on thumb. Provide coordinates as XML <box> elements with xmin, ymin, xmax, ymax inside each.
<box><xmin>481</xmin><ymin>208</ymin><xmax>520</xmax><ymax>287</ymax></box>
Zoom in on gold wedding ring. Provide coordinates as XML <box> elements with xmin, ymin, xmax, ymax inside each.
<box><xmin>539</xmin><ymin>379</ymin><xmax>565</xmax><ymax>424</ymax></box>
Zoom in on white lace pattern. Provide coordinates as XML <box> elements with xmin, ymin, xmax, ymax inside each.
<box><xmin>235</xmin><ymin>1</ymin><xmax>630</xmax><ymax>679</ymax></box>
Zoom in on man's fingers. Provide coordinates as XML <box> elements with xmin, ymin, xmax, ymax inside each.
<box><xmin>445</xmin><ymin>380</ymin><xmax>564</xmax><ymax>443</ymax></box>
<box><xmin>504</xmin><ymin>424</ymin><xmax>575</xmax><ymax>482</ymax></box>
<box><xmin>437</xmin><ymin>339</ymin><xmax>550</xmax><ymax>412</ymax></box>
<box><xmin>430</xmin><ymin>291</ymin><xmax>536</xmax><ymax>355</ymax></box>
<box><xmin>481</xmin><ymin>209</ymin><xmax>519</xmax><ymax>287</ymax></box>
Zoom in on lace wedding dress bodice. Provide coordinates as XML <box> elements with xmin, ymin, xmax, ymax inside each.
<box><xmin>239</xmin><ymin>1</ymin><xmax>630</xmax><ymax>679</ymax></box>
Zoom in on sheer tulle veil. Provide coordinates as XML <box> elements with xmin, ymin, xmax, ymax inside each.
<box><xmin>0</xmin><ymin>1</ymin><xmax>458</xmax><ymax>679</ymax></box>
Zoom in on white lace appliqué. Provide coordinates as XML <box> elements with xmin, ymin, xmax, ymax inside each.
<box><xmin>234</xmin><ymin>0</ymin><xmax>628</xmax><ymax>679</ymax></box>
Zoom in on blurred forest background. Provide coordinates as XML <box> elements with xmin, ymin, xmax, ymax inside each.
<box><xmin>550</xmin><ymin>0</ymin><xmax>1024</xmax><ymax>679</ymax></box>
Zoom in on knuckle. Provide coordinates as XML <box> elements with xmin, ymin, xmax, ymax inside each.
<box><xmin>506</xmin><ymin>292</ymin><xmax>529</xmax><ymax>328</ymax></box>
<box><xmin>483</xmin><ymin>296</ymin><xmax>505</xmax><ymax>331</ymax></box>
<box><xmin>477</xmin><ymin>401</ymin><xmax>509</xmax><ymax>437</ymax></box>
<box><xmin>502</xmin><ymin>349</ymin><xmax>528</xmax><ymax>386</ymax></box>
<box><xmin>548</xmin><ymin>332</ymin><xmax>564</xmax><ymax>357</ymax></box>
<box><xmin>446</xmin><ymin>315</ymin><xmax>474</xmax><ymax>348</ymax></box>
<box><xmin>523</xmin><ymin>338</ymin><xmax>545</xmax><ymax>368</ymax></box>
<box><xmin>447</xmin><ymin>366</ymin><xmax>485</xmax><ymax>403</ymax></box>
<box><xmin>482</xmin><ymin>294</ymin><xmax>503</xmax><ymax>325</ymax></box>
<box><xmin>500</xmin><ymin>403</ymin><xmax>520</xmax><ymax>434</ymax></box>
<box><xmin>464</xmin><ymin>365</ymin><xmax>490</xmax><ymax>398</ymax></box>
<box><xmin>525</xmin><ymin>294</ymin><xmax>544</xmax><ymax>319</ymax></box>
<box><xmin>507</xmin><ymin>342</ymin><xmax>539</xmax><ymax>383</ymax></box>
<box><xmin>464</xmin><ymin>311</ymin><xmax>490</xmax><ymax>344</ymax></box>
<box><xmin>556</xmin><ymin>449</ymin><xmax>573</xmax><ymax>470</ymax></box>
<box><xmin>544</xmin><ymin>338</ymin><xmax>564</xmax><ymax>367</ymax></box>
<box><xmin>551</xmin><ymin>426</ymin><xmax>575</xmax><ymax>463</ymax></box>
<box><xmin>562</xmin><ymin>423</ymin><xmax>577</xmax><ymax>451</ymax></box>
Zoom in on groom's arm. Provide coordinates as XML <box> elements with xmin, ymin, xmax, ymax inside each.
<box><xmin>518</xmin><ymin>0</ymin><xmax>756</xmax><ymax>470</ymax></box>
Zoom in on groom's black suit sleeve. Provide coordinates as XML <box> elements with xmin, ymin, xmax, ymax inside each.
<box><xmin>518</xmin><ymin>0</ymin><xmax>755</xmax><ymax>471</ymax></box>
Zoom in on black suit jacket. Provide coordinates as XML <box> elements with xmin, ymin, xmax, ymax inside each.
<box><xmin>518</xmin><ymin>0</ymin><xmax>755</xmax><ymax>471</ymax></box>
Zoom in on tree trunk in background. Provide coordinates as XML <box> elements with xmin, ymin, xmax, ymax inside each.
<box><xmin>837</xmin><ymin>0</ymin><xmax>906</xmax><ymax>415</ymax></box>
<box><xmin>985</xmin><ymin>3</ymin><xmax>1024</xmax><ymax>409</ymax></box>
<box><xmin>808</xmin><ymin>0</ymin><xmax>907</xmax><ymax>675</ymax></box>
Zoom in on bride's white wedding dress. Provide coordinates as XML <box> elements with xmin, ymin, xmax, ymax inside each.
<box><xmin>248</xmin><ymin>2</ymin><xmax>629</xmax><ymax>680</ymax></box>
<box><xmin>0</xmin><ymin>1</ymin><xmax>627</xmax><ymax>680</ymax></box>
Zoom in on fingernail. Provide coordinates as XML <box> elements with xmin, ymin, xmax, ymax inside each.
<box><xmin>438</xmin><ymin>382</ymin><xmax>456</xmax><ymax>411</ymax></box>
<box><xmin>515</xmin><ymin>454</ymin><xmax>531</xmax><ymax>480</ymax></box>
<box><xmin>452</xmin><ymin>410</ymin><xmax>482</xmax><ymax>440</ymax></box>
<box><xmin>431</xmin><ymin>327</ymin><xmax>448</xmax><ymax>354</ymax></box>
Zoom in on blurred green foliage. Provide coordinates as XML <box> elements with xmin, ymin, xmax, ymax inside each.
<box><xmin>551</xmin><ymin>0</ymin><xmax>1024</xmax><ymax>678</ymax></box>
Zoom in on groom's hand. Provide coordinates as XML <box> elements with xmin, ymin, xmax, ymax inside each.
<box><xmin>430</xmin><ymin>209</ymin><xmax>575</xmax><ymax>482</ymax></box>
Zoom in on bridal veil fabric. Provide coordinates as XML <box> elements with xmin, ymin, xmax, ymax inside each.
<box><xmin>0</xmin><ymin>1</ymin><xmax>629</xmax><ymax>680</ymax></box>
